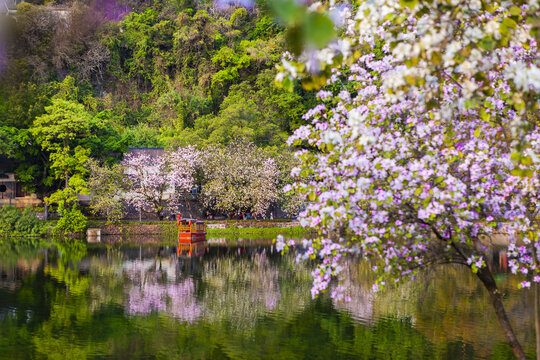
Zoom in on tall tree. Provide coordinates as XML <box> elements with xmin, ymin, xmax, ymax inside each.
<box><xmin>31</xmin><ymin>98</ymin><xmax>92</xmax><ymax>190</ymax></box>
<box><xmin>88</xmin><ymin>159</ymin><xmax>127</xmax><ymax>223</ymax></box>
<box><xmin>30</xmin><ymin>98</ymin><xmax>96</xmax><ymax>233</ymax></box>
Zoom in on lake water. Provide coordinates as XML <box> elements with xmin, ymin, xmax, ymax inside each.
<box><xmin>0</xmin><ymin>236</ymin><xmax>537</xmax><ymax>359</ymax></box>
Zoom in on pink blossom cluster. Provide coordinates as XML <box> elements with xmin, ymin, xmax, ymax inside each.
<box><xmin>121</xmin><ymin>146</ymin><xmax>200</xmax><ymax>216</ymax></box>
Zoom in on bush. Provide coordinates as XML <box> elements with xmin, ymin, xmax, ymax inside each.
<box><xmin>54</xmin><ymin>207</ymin><xmax>87</xmax><ymax>235</ymax></box>
<box><xmin>0</xmin><ymin>205</ymin><xmax>46</xmax><ymax>237</ymax></box>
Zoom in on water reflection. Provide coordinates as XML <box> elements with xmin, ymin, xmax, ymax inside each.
<box><xmin>128</xmin><ymin>275</ymin><xmax>201</xmax><ymax>322</ymax></box>
<box><xmin>110</xmin><ymin>245</ymin><xmax>312</xmax><ymax>327</ymax></box>
<box><xmin>332</xmin><ymin>263</ymin><xmax>374</xmax><ymax>325</ymax></box>
<box><xmin>0</xmin><ymin>239</ymin><xmax>537</xmax><ymax>359</ymax></box>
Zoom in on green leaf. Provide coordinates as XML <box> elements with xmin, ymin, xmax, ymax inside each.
<box><xmin>404</xmin><ymin>75</ymin><xmax>416</xmax><ymax>86</ymax></box>
<box><xmin>511</xmin><ymin>168</ymin><xmax>534</xmax><ymax>177</ymax></box>
<box><xmin>521</xmin><ymin>155</ymin><xmax>532</xmax><ymax>166</ymax></box>
<box><xmin>479</xmin><ymin>36</ymin><xmax>495</xmax><ymax>50</ymax></box>
<box><xmin>500</xmin><ymin>17</ymin><xmax>517</xmax><ymax>35</ymax></box>
<box><xmin>268</xmin><ymin>0</ymin><xmax>302</xmax><ymax>25</ymax></box>
<box><xmin>400</xmin><ymin>0</ymin><xmax>418</xmax><ymax>10</ymax></box>
<box><xmin>303</xmin><ymin>12</ymin><xmax>336</xmax><ymax>49</ymax></box>
<box><xmin>281</xmin><ymin>76</ymin><xmax>294</xmax><ymax>92</ymax></box>
<box><xmin>286</xmin><ymin>26</ymin><xmax>304</xmax><ymax>56</ymax></box>
<box><xmin>480</xmin><ymin>108</ymin><xmax>490</xmax><ymax>122</ymax></box>
<box><xmin>509</xmin><ymin>6</ymin><xmax>522</xmax><ymax>16</ymax></box>
<box><xmin>430</xmin><ymin>51</ymin><xmax>442</xmax><ymax>65</ymax></box>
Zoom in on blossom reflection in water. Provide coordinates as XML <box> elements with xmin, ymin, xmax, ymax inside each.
<box><xmin>128</xmin><ymin>279</ymin><xmax>201</xmax><ymax>322</ymax></box>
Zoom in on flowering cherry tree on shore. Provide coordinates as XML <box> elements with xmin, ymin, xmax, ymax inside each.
<box><xmin>275</xmin><ymin>1</ymin><xmax>540</xmax><ymax>358</ymax></box>
<box><xmin>201</xmin><ymin>139</ymin><xmax>280</xmax><ymax>218</ymax></box>
<box><xmin>122</xmin><ymin>146</ymin><xmax>200</xmax><ymax>220</ymax></box>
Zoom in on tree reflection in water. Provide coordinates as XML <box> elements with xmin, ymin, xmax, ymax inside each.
<box><xmin>119</xmin><ymin>247</ymin><xmax>312</xmax><ymax>328</ymax></box>
<box><xmin>125</xmin><ymin>258</ymin><xmax>202</xmax><ymax>322</ymax></box>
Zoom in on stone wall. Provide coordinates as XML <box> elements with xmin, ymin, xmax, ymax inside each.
<box><xmin>0</xmin><ymin>194</ymin><xmax>42</xmax><ymax>208</ymax></box>
<box><xmin>87</xmin><ymin>222</ymin><xmax>177</xmax><ymax>244</ymax></box>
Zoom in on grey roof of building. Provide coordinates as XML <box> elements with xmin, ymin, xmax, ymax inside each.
<box><xmin>127</xmin><ymin>147</ymin><xmax>164</xmax><ymax>158</ymax></box>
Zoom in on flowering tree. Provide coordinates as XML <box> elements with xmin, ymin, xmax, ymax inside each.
<box><xmin>122</xmin><ymin>146</ymin><xmax>200</xmax><ymax>220</ymax></box>
<box><xmin>201</xmin><ymin>139</ymin><xmax>280</xmax><ymax>218</ymax></box>
<box><xmin>275</xmin><ymin>1</ymin><xmax>540</xmax><ymax>358</ymax></box>
<box><xmin>277</xmin><ymin>152</ymin><xmax>306</xmax><ymax>218</ymax></box>
<box><xmin>88</xmin><ymin>159</ymin><xmax>126</xmax><ymax>223</ymax></box>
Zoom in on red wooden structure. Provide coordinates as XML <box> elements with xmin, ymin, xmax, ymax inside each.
<box><xmin>177</xmin><ymin>215</ymin><xmax>206</xmax><ymax>256</ymax></box>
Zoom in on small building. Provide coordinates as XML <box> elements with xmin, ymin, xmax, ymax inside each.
<box><xmin>0</xmin><ymin>156</ymin><xmax>41</xmax><ymax>208</ymax></box>
<box><xmin>127</xmin><ymin>147</ymin><xmax>165</xmax><ymax>158</ymax></box>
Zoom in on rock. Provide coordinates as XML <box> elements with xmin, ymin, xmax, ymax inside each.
<box><xmin>87</xmin><ymin>228</ymin><xmax>101</xmax><ymax>243</ymax></box>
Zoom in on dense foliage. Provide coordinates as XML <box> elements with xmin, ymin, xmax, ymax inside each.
<box><xmin>0</xmin><ymin>205</ymin><xmax>47</xmax><ymax>237</ymax></box>
<box><xmin>87</xmin><ymin>159</ymin><xmax>127</xmax><ymax>223</ymax></box>
<box><xmin>87</xmin><ymin>141</ymin><xmax>302</xmax><ymax>221</ymax></box>
<box><xmin>0</xmin><ymin>0</ymin><xmax>311</xmax><ymax>156</ymax></box>
<box><xmin>201</xmin><ymin>139</ymin><xmax>280</xmax><ymax>217</ymax></box>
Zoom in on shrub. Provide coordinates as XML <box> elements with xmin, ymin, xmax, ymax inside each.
<box><xmin>0</xmin><ymin>205</ymin><xmax>46</xmax><ymax>237</ymax></box>
<box><xmin>54</xmin><ymin>206</ymin><xmax>87</xmax><ymax>235</ymax></box>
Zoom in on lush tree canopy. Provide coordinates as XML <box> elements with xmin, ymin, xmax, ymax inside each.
<box><xmin>121</xmin><ymin>147</ymin><xmax>200</xmax><ymax>220</ymax></box>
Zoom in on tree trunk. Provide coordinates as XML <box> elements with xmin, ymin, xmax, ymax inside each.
<box><xmin>185</xmin><ymin>196</ymin><xmax>193</xmax><ymax>219</ymax></box>
<box><xmin>63</xmin><ymin>141</ymin><xmax>69</xmax><ymax>189</ymax></box>
<box><xmin>476</xmin><ymin>266</ymin><xmax>526</xmax><ymax>360</ymax></box>
<box><xmin>43</xmin><ymin>163</ymin><xmax>48</xmax><ymax>220</ymax></box>
<box><xmin>536</xmin><ymin>282</ymin><xmax>540</xmax><ymax>360</ymax></box>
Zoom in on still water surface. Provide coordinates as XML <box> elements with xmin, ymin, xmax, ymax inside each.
<box><xmin>0</xmin><ymin>236</ymin><xmax>537</xmax><ymax>359</ymax></box>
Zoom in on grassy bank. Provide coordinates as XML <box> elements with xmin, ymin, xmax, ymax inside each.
<box><xmin>206</xmin><ymin>226</ymin><xmax>309</xmax><ymax>237</ymax></box>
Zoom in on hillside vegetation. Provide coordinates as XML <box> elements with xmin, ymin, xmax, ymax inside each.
<box><xmin>0</xmin><ymin>0</ymin><xmax>312</xmax><ymax>197</ymax></box>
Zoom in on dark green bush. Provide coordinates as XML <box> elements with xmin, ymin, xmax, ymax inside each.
<box><xmin>0</xmin><ymin>205</ymin><xmax>46</xmax><ymax>237</ymax></box>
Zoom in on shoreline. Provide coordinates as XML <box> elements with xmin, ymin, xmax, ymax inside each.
<box><xmin>84</xmin><ymin>220</ymin><xmax>310</xmax><ymax>244</ymax></box>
